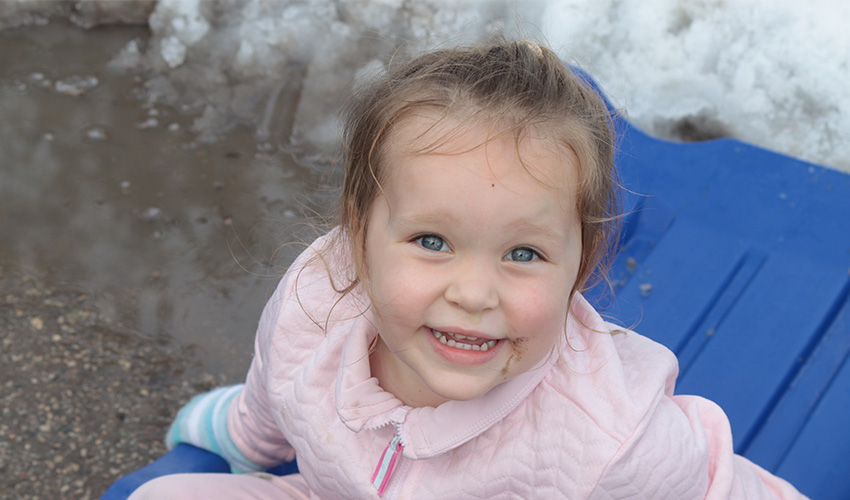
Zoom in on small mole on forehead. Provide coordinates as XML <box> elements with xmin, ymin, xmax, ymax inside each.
<box><xmin>491</xmin><ymin>183</ymin><xmax>495</xmax><ymax>187</ymax></box>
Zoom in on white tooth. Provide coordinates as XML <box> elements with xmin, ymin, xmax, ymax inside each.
<box><xmin>487</xmin><ymin>340</ymin><xmax>497</xmax><ymax>348</ymax></box>
<box><xmin>439</xmin><ymin>336</ymin><xmax>448</xmax><ymax>345</ymax></box>
<box><xmin>447</xmin><ymin>339</ymin><xmax>457</xmax><ymax>347</ymax></box>
<box><xmin>460</xmin><ymin>343</ymin><xmax>471</xmax><ymax>350</ymax></box>
<box><xmin>471</xmin><ymin>344</ymin><xmax>481</xmax><ymax>351</ymax></box>
<box><xmin>479</xmin><ymin>343</ymin><xmax>488</xmax><ymax>351</ymax></box>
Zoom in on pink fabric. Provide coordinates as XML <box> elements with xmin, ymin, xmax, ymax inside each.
<box><xmin>221</xmin><ymin>232</ymin><xmax>806</xmax><ymax>499</ymax></box>
<box><xmin>129</xmin><ymin>472</ymin><xmax>313</xmax><ymax>499</ymax></box>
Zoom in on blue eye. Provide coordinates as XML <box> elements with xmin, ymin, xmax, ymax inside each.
<box><xmin>508</xmin><ymin>247</ymin><xmax>538</xmax><ymax>262</ymax></box>
<box><xmin>417</xmin><ymin>234</ymin><xmax>449</xmax><ymax>252</ymax></box>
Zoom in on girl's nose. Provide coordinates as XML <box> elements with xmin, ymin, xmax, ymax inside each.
<box><xmin>444</xmin><ymin>261</ymin><xmax>499</xmax><ymax>313</ymax></box>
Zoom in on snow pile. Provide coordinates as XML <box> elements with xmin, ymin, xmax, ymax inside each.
<box><xmin>543</xmin><ymin>0</ymin><xmax>850</xmax><ymax>171</ymax></box>
<box><xmin>3</xmin><ymin>0</ymin><xmax>847</xmax><ymax>171</ymax></box>
<box><xmin>110</xmin><ymin>0</ymin><xmax>518</xmax><ymax>154</ymax></box>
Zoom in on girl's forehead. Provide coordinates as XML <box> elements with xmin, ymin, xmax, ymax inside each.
<box><xmin>386</xmin><ymin>111</ymin><xmax>579</xmax><ymax>189</ymax></box>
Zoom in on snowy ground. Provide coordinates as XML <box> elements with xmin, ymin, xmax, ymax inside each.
<box><xmin>3</xmin><ymin>0</ymin><xmax>848</xmax><ymax>172</ymax></box>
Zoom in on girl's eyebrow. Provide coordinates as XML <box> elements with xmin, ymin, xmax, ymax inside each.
<box><xmin>504</xmin><ymin>220</ymin><xmax>566</xmax><ymax>246</ymax></box>
<box><xmin>394</xmin><ymin>213</ymin><xmax>566</xmax><ymax>245</ymax></box>
<box><xmin>393</xmin><ymin>213</ymin><xmax>449</xmax><ymax>228</ymax></box>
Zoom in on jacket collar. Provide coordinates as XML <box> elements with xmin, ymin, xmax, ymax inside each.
<box><xmin>334</xmin><ymin>308</ymin><xmax>563</xmax><ymax>460</ymax></box>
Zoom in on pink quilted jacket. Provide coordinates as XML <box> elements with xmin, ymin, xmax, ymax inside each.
<box><xmin>226</xmin><ymin>233</ymin><xmax>806</xmax><ymax>499</ymax></box>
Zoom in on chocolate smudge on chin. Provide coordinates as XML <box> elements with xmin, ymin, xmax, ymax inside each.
<box><xmin>500</xmin><ymin>337</ymin><xmax>529</xmax><ymax>377</ymax></box>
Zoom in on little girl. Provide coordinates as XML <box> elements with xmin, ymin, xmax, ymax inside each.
<box><xmin>130</xmin><ymin>40</ymin><xmax>806</xmax><ymax>499</ymax></box>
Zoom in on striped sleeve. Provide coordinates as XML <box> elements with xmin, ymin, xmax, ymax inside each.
<box><xmin>165</xmin><ymin>384</ymin><xmax>266</xmax><ymax>473</ymax></box>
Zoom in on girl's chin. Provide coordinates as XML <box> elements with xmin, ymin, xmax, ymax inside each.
<box><xmin>424</xmin><ymin>379</ymin><xmax>498</xmax><ymax>405</ymax></box>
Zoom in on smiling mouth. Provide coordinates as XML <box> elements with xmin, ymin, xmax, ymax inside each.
<box><xmin>430</xmin><ymin>329</ymin><xmax>499</xmax><ymax>352</ymax></box>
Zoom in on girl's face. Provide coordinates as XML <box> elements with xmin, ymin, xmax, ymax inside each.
<box><xmin>365</xmin><ymin>114</ymin><xmax>583</xmax><ymax>408</ymax></box>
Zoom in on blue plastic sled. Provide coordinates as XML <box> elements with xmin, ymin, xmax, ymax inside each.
<box><xmin>102</xmin><ymin>75</ymin><xmax>850</xmax><ymax>499</ymax></box>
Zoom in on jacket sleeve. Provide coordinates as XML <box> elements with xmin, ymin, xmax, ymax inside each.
<box><xmin>223</xmin><ymin>287</ymin><xmax>298</xmax><ymax>471</ymax></box>
<box><xmin>588</xmin><ymin>394</ymin><xmax>808</xmax><ymax>499</ymax></box>
<box><xmin>162</xmin><ymin>272</ymin><xmax>298</xmax><ymax>473</ymax></box>
<box><xmin>220</xmin><ymin>246</ymin><xmax>324</xmax><ymax>471</ymax></box>
<box><xmin>165</xmin><ymin>239</ymin><xmax>330</xmax><ymax>472</ymax></box>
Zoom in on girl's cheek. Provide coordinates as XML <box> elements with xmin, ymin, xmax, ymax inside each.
<box><xmin>508</xmin><ymin>286</ymin><xmax>568</xmax><ymax>331</ymax></box>
<box><xmin>373</xmin><ymin>265</ymin><xmax>434</xmax><ymax>314</ymax></box>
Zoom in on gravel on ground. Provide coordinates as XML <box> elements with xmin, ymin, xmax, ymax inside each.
<box><xmin>0</xmin><ymin>261</ymin><xmax>220</xmax><ymax>500</ymax></box>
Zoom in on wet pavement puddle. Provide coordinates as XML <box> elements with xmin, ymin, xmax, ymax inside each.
<box><xmin>0</xmin><ymin>21</ymin><xmax>336</xmax><ymax>379</ymax></box>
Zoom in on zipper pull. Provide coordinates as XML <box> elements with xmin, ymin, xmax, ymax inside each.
<box><xmin>371</xmin><ymin>434</ymin><xmax>404</xmax><ymax>496</ymax></box>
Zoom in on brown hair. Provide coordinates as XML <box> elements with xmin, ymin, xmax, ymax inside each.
<box><xmin>335</xmin><ymin>39</ymin><xmax>620</xmax><ymax>305</ymax></box>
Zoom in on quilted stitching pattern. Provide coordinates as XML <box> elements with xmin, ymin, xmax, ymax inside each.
<box><xmin>225</xmin><ymin>234</ymin><xmax>807</xmax><ymax>499</ymax></box>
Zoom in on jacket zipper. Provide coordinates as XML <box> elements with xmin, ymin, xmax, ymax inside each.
<box><xmin>371</xmin><ymin>433</ymin><xmax>404</xmax><ymax>496</ymax></box>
